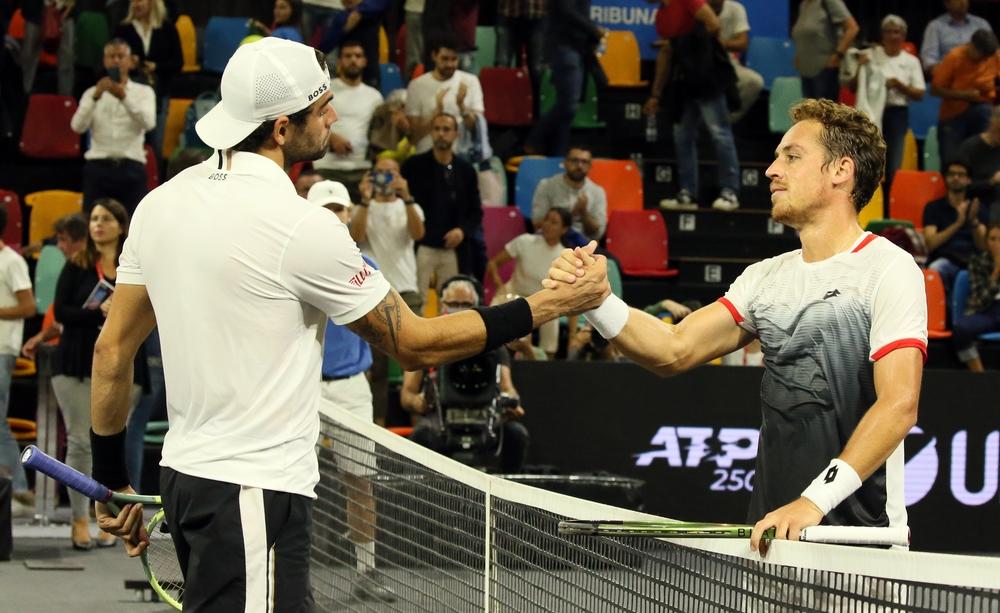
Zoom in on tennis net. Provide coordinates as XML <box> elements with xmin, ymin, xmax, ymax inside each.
<box><xmin>311</xmin><ymin>401</ymin><xmax>1000</xmax><ymax>612</ymax></box>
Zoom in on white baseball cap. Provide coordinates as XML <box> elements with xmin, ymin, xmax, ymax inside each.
<box><xmin>196</xmin><ymin>37</ymin><xmax>331</xmax><ymax>150</ymax></box>
<box><xmin>307</xmin><ymin>180</ymin><xmax>352</xmax><ymax>208</ymax></box>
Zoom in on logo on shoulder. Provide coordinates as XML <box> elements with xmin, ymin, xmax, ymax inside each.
<box><xmin>307</xmin><ymin>82</ymin><xmax>329</xmax><ymax>102</ymax></box>
<box><xmin>348</xmin><ymin>264</ymin><xmax>373</xmax><ymax>288</ymax></box>
<box><xmin>823</xmin><ymin>289</ymin><xmax>841</xmax><ymax>300</ymax></box>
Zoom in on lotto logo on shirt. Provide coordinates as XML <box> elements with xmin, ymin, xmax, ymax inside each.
<box><xmin>348</xmin><ymin>264</ymin><xmax>373</xmax><ymax>288</ymax></box>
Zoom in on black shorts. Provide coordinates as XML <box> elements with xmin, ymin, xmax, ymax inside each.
<box><xmin>160</xmin><ymin>467</ymin><xmax>314</xmax><ymax>612</ymax></box>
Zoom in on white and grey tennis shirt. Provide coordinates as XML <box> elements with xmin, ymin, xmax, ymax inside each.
<box><xmin>719</xmin><ymin>232</ymin><xmax>927</xmax><ymax>528</ymax></box>
<box><xmin>117</xmin><ymin>150</ymin><xmax>390</xmax><ymax>498</ymax></box>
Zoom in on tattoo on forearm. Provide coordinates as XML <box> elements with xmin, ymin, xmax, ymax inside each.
<box><xmin>380</xmin><ymin>293</ymin><xmax>401</xmax><ymax>354</ymax></box>
<box><xmin>349</xmin><ymin>291</ymin><xmax>403</xmax><ymax>355</ymax></box>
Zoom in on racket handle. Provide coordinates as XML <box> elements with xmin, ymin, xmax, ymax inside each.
<box><xmin>20</xmin><ymin>445</ymin><xmax>113</xmax><ymax>503</ymax></box>
<box><xmin>799</xmin><ymin>525</ymin><xmax>910</xmax><ymax>547</ymax></box>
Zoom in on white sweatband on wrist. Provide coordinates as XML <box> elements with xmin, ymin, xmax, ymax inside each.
<box><xmin>801</xmin><ymin>458</ymin><xmax>862</xmax><ymax>516</ymax></box>
<box><xmin>583</xmin><ymin>294</ymin><xmax>630</xmax><ymax>340</ymax></box>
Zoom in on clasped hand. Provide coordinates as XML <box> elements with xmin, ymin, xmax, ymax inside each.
<box><xmin>541</xmin><ymin>241</ymin><xmax>611</xmax><ymax>315</ymax></box>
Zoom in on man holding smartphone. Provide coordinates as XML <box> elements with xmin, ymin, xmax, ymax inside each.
<box><xmin>70</xmin><ymin>38</ymin><xmax>156</xmax><ymax>217</ymax></box>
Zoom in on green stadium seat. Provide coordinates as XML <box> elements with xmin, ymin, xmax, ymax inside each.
<box><xmin>923</xmin><ymin>126</ymin><xmax>941</xmax><ymax>172</ymax></box>
<box><xmin>769</xmin><ymin>77</ymin><xmax>802</xmax><ymax>134</ymax></box>
<box><xmin>74</xmin><ymin>11</ymin><xmax>110</xmax><ymax>73</ymax></box>
<box><xmin>474</xmin><ymin>26</ymin><xmax>496</xmax><ymax>73</ymax></box>
<box><xmin>539</xmin><ymin>70</ymin><xmax>605</xmax><ymax>129</ymax></box>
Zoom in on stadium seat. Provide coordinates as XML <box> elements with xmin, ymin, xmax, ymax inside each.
<box><xmin>379</xmin><ymin>26</ymin><xmax>389</xmax><ymax>64</ymax></box>
<box><xmin>599</xmin><ymin>31</ymin><xmax>647</xmax><ymax>87</ymax></box>
<box><xmin>889</xmin><ymin>170</ymin><xmax>945</xmax><ymax>228</ymax></box>
<box><xmin>24</xmin><ymin>190</ymin><xmax>83</xmax><ymax>249</ymax></box>
<box><xmin>176</xmin><ymin>15</ymin><xmax>200</xmax><ymax>73</ymax></box>
<box><xmin>539</xmin><ymin>70</ymin><xmax>605</xmax><ymax>129</ymax></box>
<box><xmin>34</xmin><ymin>245</ymin><xmax>66</xmax><ymax>314</ymax></box>
<box><xmin>412</xmin><ymin>63</ymin><xmax>425</xmax><ymax>79</ymax></box>
<box><xmin>923</xmin><ymin>126</ymin><xmax>941</xmax><ymax>172</ymax></box>
<box><xmin>480</xmin><ymin>67</ymin><xmax>533</xmax><ymax>127</ymax></box>
<box><xmin>474</xmin><ymin>26</ymin><xmax>496</xmax><ymax>73</ymax></box>
<box><xmin>589</xmin><ymin>159</ymin><xmax>643</xmax><ymax>215</ymax></box>
<box><xmin>20</xmin><ymin>94</ymin><xmax>80</xmax><ymax>159</ymax></box>
<box><xmin>605</xmin><ymin>211</ymin><xmax>679</xmax><ymax>278</ymax></box>
<box><xmin>924</xmin><ymin>269</ymin><xmax>951</xmax><ymax>340</ymax></box>
<box><xmin>901</xmin><ymin>41</ymin><xmax>918</xmax><ymax>57</ymax></box>
<box><xmin>487</xmin><ymin>156</ymin><xmax>507</xmax><ymax>205</ymax></box>
<box><xmin>144</xmin><ymin>144</ymin><xmax>159</xmax><ymax>190</ymax></box>
<box><xmin>203</xmin><ymin>17</ymin><xmax>249</xmax><ymax>74</ymax></box>
<box><xmin>746</xmin><ymin>37</ymin><xmax>796</xmax><ymax>89</ymax></box>
<box><xmin>379</xmin><ymin>63</ymin><xmax>403</xmax><ymax>97</ymax></box>
<box><xmin>857</xmin><ymin>185</ymin><xmax>883</xmax><ymax>229</ymax></box>
<box><xmin>74</xmin><ymin>11</ymin><xmax>110</xmax><ymax>73</ymax></box>
<box><xmin>162</xmin><ymin>98</ymin><xmax>193</xmax><ymax>158</ymax></box>
<box><xmin>514</xmin><ymin>157</ymin><xmax>563</xmax><ymax>220</ymax></box>
<box><xmin>900</xmin><ymin>129</ymin><xmax>918</xmax><ymax>171</ymax></box>
<box><xmin>908</xmin><ymin>94</ymin><xmax>940</xmax><ymax>140</ymax></box>
<box><xmin>768</xmin><ymin>77</ymin><xmax>802</xmax><ymax>134</ymax></box>
<box><xmin>953</xmin><ymin>271</ymin><xmax>1000</xmax><ymax>341</ymax></box>
<box><xmin>0</xmin><ymin>190</ymin><xmax>23</xmax><ymax>251</ymax></box>
<box><xmin>482</xmin><ymin>207</ymin><xmax>528</xmax><ymax>303</ymax></box>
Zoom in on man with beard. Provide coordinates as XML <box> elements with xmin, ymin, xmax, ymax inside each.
<box><xmin>88</xmin><ymin>38</ymin><xmax>610</xmax><ymax>609</ymax></box>
<box><xmin>530</xmin><ymin>145</ymin><xmax>608</xmax><ymax>244</ymax></box>
<box><xmin>546</xmin><ymin>99</ymin><xmax>927</xmax><ymax>554</ymax></box>
<box><xmin>314</xmin><ymin>40</ymin><xmax>384</xmax><ymax>203</ymax></box>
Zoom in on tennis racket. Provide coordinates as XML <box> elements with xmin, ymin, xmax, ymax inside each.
<box><xmin>20</xmin><ymin>445</ymin><xmax>184</xmax><ymax>610</ymax></box>
<box><xmin>558</xmin><ymin>520</ymin><xmax>910</xmax><ymax>547</ymax></box>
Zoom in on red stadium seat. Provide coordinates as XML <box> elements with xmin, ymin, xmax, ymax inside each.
<box><xmin>889</xmin><ymin>170</ymin><xmax>945</xmax><ymax>229</ymax></box>
<box><xmin>605</xmin><ymin>210</ymin><xmax>679</xmax><ymax>278</ymax></box>
<box><xmin>395</xmin><ymin>24</ymin><xmax>406</xmax><ymax>73</ymax></box>
<box><xmin>144</xmin><ymin>144</ymin><xmax>159</xmax><ymax>190</ymax></box>
<box><xmin>481</xmin><ymin>67</ymin><xmax>533</xmax><ymax>127</ymax></box>
<box><xmin>482</xmin><ymin>207</ymin><xmax>528</xmax><ymax>303</ymax></box>
<box><xmin>924</xmin><ymin>269</ymin><xmax>951</xmax><ymax>340</ymax></box>
<box><xmin>20</xmin><ymin>94</ymin><xmax>81</xmax><ymax>159</ymax></box>
<box><xmin>589</xmin><ymin>159</ymin><xmax>643</xmax><ymax>214</ymax></box>
<box><xmin>0</xmin><ymin>190</ymin><xmax>23</xmax><ymax>252</ymax></box>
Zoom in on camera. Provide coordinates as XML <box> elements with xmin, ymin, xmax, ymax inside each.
<box><xmin>372</xmin><ymin>170</ymin><xmax>394</xmax><ymax>195</ymax></box>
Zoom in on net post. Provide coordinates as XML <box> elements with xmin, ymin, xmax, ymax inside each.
<box><xmin>483</xmin><ymin>482</ymin><xmax>492</xmax><ymax>613</ymax></box>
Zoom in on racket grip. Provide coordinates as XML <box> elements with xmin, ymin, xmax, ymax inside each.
<box><xmin>20</xmin><ymin>445</ymin><xmax>113</xmax><ymax>503</ymax></box>
<box><xmin>799</xmin><ymin>525</ymin><xmax>910</xmax><ymax>547</ymax></box>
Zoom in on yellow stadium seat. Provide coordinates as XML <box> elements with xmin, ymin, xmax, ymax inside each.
<box><xmin>25</xmin><ymin>190</ymin><xmax>83</xmax><ymax>249</ymax></box>
<box><xmin>176</xmin><ymin>14</ymin><xmax>200</xmax><ymax>73</ymax></box>
<box><xmin>162</xmin><ymin>98</ymin><xmax>193</xmax><ymax>158</ymax></box>
<box><xmin>900</xmin><ymin>129</ymin><xmax>918</xmax><ymax>171</ymax></box>
<box><xmin>857</xmin><ymin>185</ymin><xmax>883</xmax><ymax>229</ymax></box>
<box><xmin>379</xmin><ymin>26</ymin><xmax>389</xmax><ymax>64</ymax></box>
<box><xmin>598</xmin><ymin>31</ymin><xmax>647</xmax><ymax>87</ymax></box>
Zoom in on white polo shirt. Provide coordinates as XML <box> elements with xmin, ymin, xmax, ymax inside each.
<box><xmin>118</xmin><ymin>151</ymin><xmax>390</xmax><ymax>498</ymax></box>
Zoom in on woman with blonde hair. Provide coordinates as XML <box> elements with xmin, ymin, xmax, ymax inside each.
<box><xmin>114</xmin><ymin>0</ymin><xmax>181</xmax><ymax>125</ymax></box>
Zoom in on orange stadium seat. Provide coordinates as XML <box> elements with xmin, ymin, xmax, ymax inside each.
<box><xmin>176</xmin><ymin>15</ymin><xmax>200</xmax><ymax>73</ymax></box>
<box><xmin>889</xmin><ymin>170</ymin><xmax>945</xmax><ymax>229</ymax></box>
<box><xmin>25</xmin><ymin>190</ymin><xmax>83</xmax><ymax>248</ymax></box>
<box><xmin>0</xmin><ymin>190</ymin><xmax>23</xmax><ymax>251</ymax></box>
<box><xmin>924</xmin><ymin>269</ymin><xmax>951</xmax><ymax>340</ymax></box>
<box><xmin>481</xmin><ymin>67</ymin><xmax>533</xmax><ymax>127</ymax></box>
<box><xmin>482</xmin><ymin>207</ymin><xmax>528</xmax><ymax>303</ymax></box>
<box><xmin>20</xmin><ymin>94</ymin><xmax>80</xmax><ymax>159</ymax></box>
<box><xmin>599</xmin><ymin>31</ymin><xmax>647</xmax><ymax>87</ymax></box>
<box><xmin>605</xmin><ymin>210</ymin><xmax>678</xmax><ymax>278</ymax></box>
<box><xmin>162</xmin><ymin>98</ymin><xmax>193</xmax><ymax>158</ymax></box>
<box><xmin>589</xmin><ymin>159</ymin><xmax>643</xmax><ymax>214</ymax></box>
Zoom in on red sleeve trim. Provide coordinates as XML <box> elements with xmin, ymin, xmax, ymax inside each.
<box><xmin>717</xmin><ymin>297</ymin><xmax>744</xmax><ymax>324</ymax></box>
<box><xmin>851</xmin><ymin>233</ymin><xmax>878</xmax><ymax>253</ymax></box>
<box><xmin>871</xmin><ymin>338</ymin><xmax>928</xmax><ymax>363</ymax></box>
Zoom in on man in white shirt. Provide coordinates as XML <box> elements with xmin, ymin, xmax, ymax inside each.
<box><xmin>88</xmin><ymin>38</ymin><xmax>608</xmax><ymax>609</ymax></box>
<box><xmin>70</xmin><ymin>38</ymin><xmax>156</xmax><ymax>216</ymax></box>
<box><xmin>314</xmin><ymin>40</ymin><xmax>384</xmax><ymax>203</ymax></box>
<box><xmin>709</xmin><ymin>0</ymin><xmax>763</xmax><ymax>122</ymax></box>
<box><xmin>531</xmin><ymin>146</ymin><xmax>608</xmax><ymax>243</ymax></box>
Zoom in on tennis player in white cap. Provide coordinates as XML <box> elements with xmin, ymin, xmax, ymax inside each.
<box><xmin>87</xmin><ymin>37</ymin><xmax>610</xmax><ymax>609</ymax></box>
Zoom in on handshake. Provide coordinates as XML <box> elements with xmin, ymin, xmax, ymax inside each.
<box><xmin>537</xmin><ymin>241</ymin><xmax>612</xmax><ymax>317</ymax></box>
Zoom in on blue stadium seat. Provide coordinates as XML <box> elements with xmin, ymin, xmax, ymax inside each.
<box><xmin>952</xmin><ymin>270</ymin><xmax>1000</xmax><ymax>341</ymax></box>
<box><xmin>379</xmin><ymin>63</ymin><xmax>403</xmax><ymax>97</ymax></box>
<box><xmin>908</xmin><ymin>94</ymin><xmax>941</xmax><ymax>141</ymax></box>
<box><xmin>203</xmin><ymin>17</ymin><xmax>250</xmax><ymax>74</ymax></box>
<box><xmin>514</xmin><ymin>157</ymin><xmax>564</xmax><ymax>220</ymax></box>
<box><xmin>746</xmin><ymin>37</ymin><xmax>796</xmax><ymax>89</ymax></box>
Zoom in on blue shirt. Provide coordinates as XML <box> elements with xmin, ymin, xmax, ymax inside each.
<box><xmin>271</xmin><ymin>25</ymin><xmax>304</xmax><ymax>43</ymax></box>
<box><xmin>920</xmin><ymin>13</ymin><xmax>994</xmax><ymax>69</ymax></box>
<box><xmin>321</xmin><ymin>256</ymin><xmax>376</xmax><ymax>378</ymax></box>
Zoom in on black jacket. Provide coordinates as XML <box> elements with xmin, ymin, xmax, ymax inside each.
<box><xmin>113</xmin><ymin>20</ymin><xmax>183</xmax><ymax>100</ymax></box>
<box><xmin>402</xmin><ymin>152</ymin><xmax>483</xmax><ymax>249</ymax></box>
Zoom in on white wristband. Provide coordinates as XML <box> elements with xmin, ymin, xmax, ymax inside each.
<box><xmin>801</xmin><ymin>459</ymin><xmax>862</xmax><ymax>516</ymax></box>
<box><xmin>583</xmin><ymin>294</ymin><xmax>630</xmax><ymax>340</ymax></box>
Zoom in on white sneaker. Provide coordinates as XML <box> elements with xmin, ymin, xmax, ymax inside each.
<box><xmin>712</xmin><ymin>189</ymin><xmax>740</xmax><ymax>211</ymax></box>
<box><xmin>660</xmin><ymin>189</ymin><xmax>698</xmax><ymax>211</ymax></box>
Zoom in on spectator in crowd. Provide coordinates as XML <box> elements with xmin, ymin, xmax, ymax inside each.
<box><xmin>525</xmin><ymin>0</ymin><xmax>604</xmax><ymax>157</ymax></box>
<box><xmin>791</xmin><ymin>0</ymin><xmax>859</xmax><ymax>101</ymax></box>
<box><xmin>0</xmin><ymin>207</ymin><xmax>37</xmax><ymax>518</ymax></box>
<box><xmin>318</xmin><ymin>0</ymin><xmax>387</xmax><ymax>87</ymax></box>
<box><xmin>923</xmin><ymin>160</ymin><xmax>988</xmax><ymax>295</ymax></box>
<box><xmin>20</xmin><ymin>0</ymin><xmax>75</xmax><ymax>96</ymax></box>
<box><xmin>403</xmin><ymin>113</ymin><xmax>484</xmax><ymax>292</ymax></box>
<box><xmin>52</xmin><ymin>199</ymin><xmax>142</xmax><ymax>549</ymax></box>
<box><xmin>400</xmin><ymin>277</ymin><xmax>530</xmax><ymax>473</ymax></box>
<box><xmin>402</xmin><ymin>0</ymin><xmax>425</xmax><ymax>79</ymax></box>
<box><xmin>708</xmin><ymin>0</ymin><xmax>763</xmax><ymax>122</ymax></box>
<box><xmin>954</xmin><ymin>222</ymin><xmax>1000</xmax><ymax>372</ymax></box>
<box><xmin>495</xmin><ymin>0</ymin><xmax>547</xmax><ymax>100</ymax></box>
<box><xmin>70</xmin><ymin>38</ymin><xmax>156</xmax><ymax>216</ymax></box>
<box><xmin>958</xmin><ymin>104</ymin><xmax>1000</xmax><ymax>211</ymax></box>
<box><xmin>307</xmin><ymin>180</ymin><xmax>396</xmax><ymax>600</ymax></box>
<box><xmin>931</xmin><ymin>29</ymin><xmax>1000</xmax><ymax>165</ymax></box>
<box><xmin>113</xmin><ymin>0</ymin><xmax>182</xmax><ymax>115</ymax></box>
<box><xmin>920</xmin><ymin>0</ymin><xmax>993</xmax><ymax>76</ymax></box>
<box><xmin>531</xmin><ymin>146</ymin><xmax>607</xmax><ymax>243</ymax></box>
<box><xmin>302</xmin><ymin>0</ymin><xmax>343</xmax><ymax>46</ymax></box>
<box><xmin>405</xmin><ymin>34</ymin><xmax>486</xmax><ymax>154</ymax></box>
<box><xmin>846</xmin><ymin>15</ymin><xmax>925</xmax><ymax>191</ymax></box>
<box><xmin>314</xmin><ymin>40</ymin><xmax>383</xmax><ymax>203</ymax></box>
<box><xmin>251</xmin><ymin>0</ymin><xmax>305</xmax><ymax>43</ymax></box>
<box><xmin>422</xmin><ymin>0</ymin><xmax>478</xmax><ymax>71</ymax></box>
<box><xmin>567</xmin><ymin>323</ymin><xmax>619</xmax><ymax>361</ymax></box>
<box><xmin>294</xmin><ymin>167</ymin><xmax>323</xmax><ymax>198</ymax></box>
<box><xmin>487</xmin><ymin>208</ymin><xmax>572</xmax><ymax>358</ymax></box>
<box><xmin>648</xmin><ymin>0</ymin><xmax>741</xmax><ymax>211</ymax></box>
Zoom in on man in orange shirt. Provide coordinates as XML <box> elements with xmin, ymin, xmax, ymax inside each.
<box><xmin>932</xmin><ymin>29</ymin><xmax>999</xmax><ymax>163</ymax></box>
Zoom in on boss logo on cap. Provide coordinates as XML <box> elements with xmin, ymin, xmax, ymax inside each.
<box><xmin>308</xmin><ymin>83</ymin><xmax>329</xmax><ymax>102</ymax></box>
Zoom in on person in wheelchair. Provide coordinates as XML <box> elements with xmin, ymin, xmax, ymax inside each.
<box><xmin>400</xmin><ymin>276</ymin><xmax>530</xmax><ymax>473</ymax></box>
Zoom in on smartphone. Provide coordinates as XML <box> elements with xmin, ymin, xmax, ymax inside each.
<box><xmin>373</xmin><ymin>170</ymin><xmax>394</xmax><ymax>194</ymax></box>
<box><xmin>107</xmin><ymin>66</ymin><xmax>121</xmax><ymax>82</ymax></box>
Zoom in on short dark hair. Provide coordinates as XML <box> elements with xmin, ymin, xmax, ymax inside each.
<box><xmin>944</xmin><ymin>159</ymin><xmax>970</xmax><ymax>174</ymax></box>
<box><xmin>428</xmin><ymin>33</ymin><xmax>460</xmax><ymax>55</ymax></box>
<box><xmin>167</xmin><ymin>148</ymin><xmax>210</xmax><ymax>179</ymax></box>
<box><xmin>54</xmin><ymin>213</ymin><xmax>88</xmax><ymax>241</ymax></box>
<box><xmin>105</xmin><ymin>37</ymin><xmax>131</xmax><ymax>50</ymax></box>
<box><xmin>546</xmin><ymin>207</ymin><xmax>573</xmax><ymax>229</ymax></box>
<box><xmin>971</xmin><ymin>29</ymin><xmax>999</xmax><ymax>57</ymax></box>
<box><xmin>339</xmin><ymin>39</ymin><xmax>365</xmax><ymax>55</ymax></box>
<box><xmin>431</xmin><ymin>112</ymin><xmax>459</xmax><ymax>130</ymax></box>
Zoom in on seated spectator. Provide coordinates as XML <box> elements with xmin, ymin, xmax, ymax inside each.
<box><xmin>922</xmin><ymin>160</ymin><xmax>988</xmax><ymax>294</ymax></box>
<box><xmin>314</xmin><ymin>40</ymin><xmax>383</xmax><ymax>203</ymax></box>
<box><xmin>70</xmin><ymin>38</ymin><xmax>156</xmax><ymax>215</ymax></box>
<box><xmin>930</xmin><ymin>29</ymin><xmax>1000</xmax><ymax>164</ymax></box>
<box><xmin>957</xmin><ymin>104</ymin><xmax>1000</xmax><ymax>211</ymax></box>
<box><xmin>791</xmin><ymin>0</ymin><xmax>858</xmax><ymax>102</ymax></box>
<box><xmin>708</xmin><ymin>0</ymin><xmax>763</xmax><ymax>122</ymax></box>
<box><xmin>846</xmin><ymin>15</ymin><xmax>925</xmax><ymax>191</ymax></box>
<box><xmin>920</xmin><ymin>0</ymin><xmax>994</xmax><ymax>76</ymax></box>
<box><xmin>487</xmin><ymin>208</ymin><xmax>572</xmax><ymax>358</ymax></box>
<box><xmin>251</xmin><ymin>0</ymin><xmax>306</xmax><ymax>42</ymax></box>
<box><xmin>567</xmin><ymin>323</ymin><xmax>619</xmax><ymax>361</ymax></box>
<box><xmin>953</xmin><ymin>223</ymin><xmax>1000</xmax><ymax>372</ymax></box>
<box><xmin>531</xmin><ymin>146</ymin><xmax>607</xmax><ymax>243</ymax></box>
<box><xmin>294</xmin><ymin>167</ymin><xmax>323</xmax><ymax>198</ymax></box>
<box><xmin>400</xmin><ymin>277</ymin><xmax>530</xmax><ymax>473</ymax></box>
